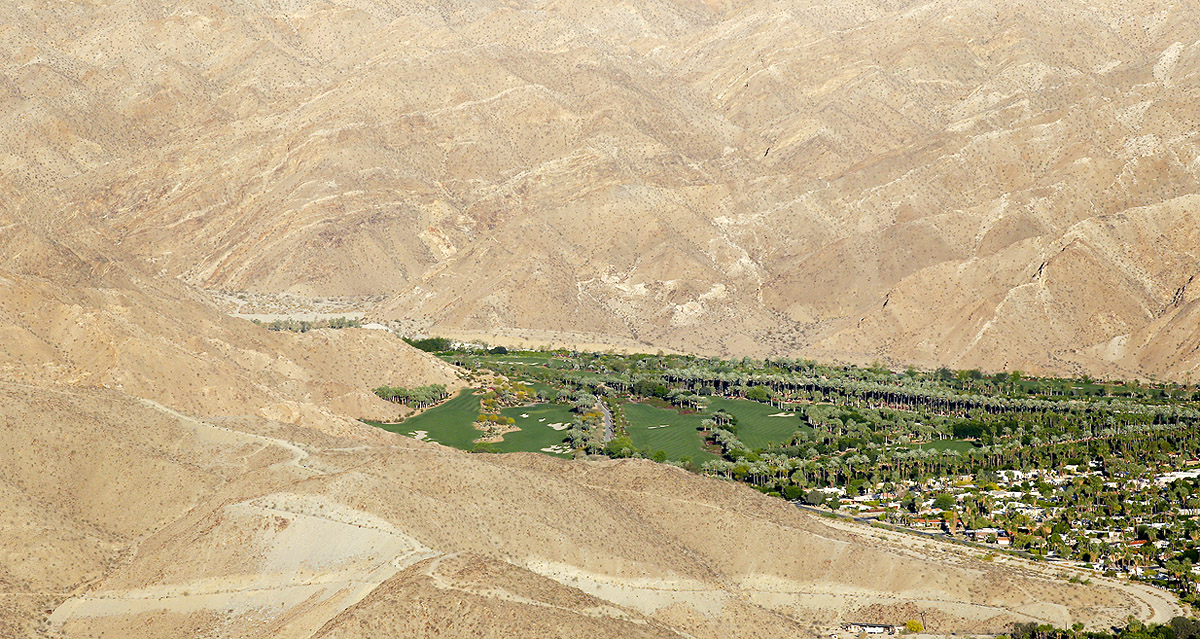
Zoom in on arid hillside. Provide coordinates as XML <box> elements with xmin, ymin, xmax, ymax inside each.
<box><xmin>0</xmin><ymin>177</ymin><xmax>1182</xmax><ymax>637</ymax></box>
<box><xmin>1</xmin><ymin>2</ymin><xmax>1195</xmax><ymax>636</ymax></box>
<box><xmin>4</xmin><ymin>0</ymin><xmax>1199</xmax><ymax>378</ymax></box>
<box><xmin>0</xmin><ymin>210</ymin><xmax>460</xmax><ymax>427</ymax></box>
<box><xmin>4</xmin><ymin>382</ymin><xmax>1183</xmax><ymax>639</ymax></box>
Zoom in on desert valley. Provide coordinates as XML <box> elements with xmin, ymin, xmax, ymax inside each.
<box><xmin>2</xmin><ymin>0</ymin><xmax>1199</xmax><ymax>637</ymax></box>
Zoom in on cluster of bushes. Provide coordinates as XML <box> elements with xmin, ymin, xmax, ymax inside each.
<box><xmin>402</xmin><ymin>336</ymin><xmax>510</xmax><ymax>355</ymax></box>
<box><xmin>254</xmin><ymin>317</ymin><xmax>361</xmax><ymax>332</ymax></box>
<box><xmin>403</xmin><ymin>336</ymin><xmax>453</xmax><ymax>352</ymax></box>
<box><xmin>372</xmin><ymin>384</ymin><xmax>449</xmax><ymax>409</ymax></box>
<box><xmin>475</xmin><ymin>412</ymin><xmax>517</xmax><ymax>439</ymax></box>
<box><xmin>476</xmin><ymin>413</ymin><xmax>515</xmax><ymax>426</ymax></box>
<box><xmin>602</xmin><ymin>435</ymin><xmax>672</xmax><ymax>464</ymax></box>
<box><xmin>482</xmin><ymin>380</ymin><xmax>536</xmax><ymax>410</ymax></box>
<box><xmin>1009</xmin><ymin>617</ymin><xmax>1200</xmax><ymax>639</ymax></box>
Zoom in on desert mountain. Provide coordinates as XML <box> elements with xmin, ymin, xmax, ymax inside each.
<box><xmin>0</xmin><ymin>137</ymin><xmax>1181</xmax><ymax>639</ymax></box>
<box><xmin>0</xmin><ymin>4</ymin><xmax>1194</xmax><ymax>635</ymax></box>
<box><xmin>0</xmin><ymin>208</ymin><xmax>458</xmax><ymax>427</ymax></box>
<box><xmin>4</xmin><ymin>0</ymin><xmax>1200</xmax><ymax>378</ymax></box>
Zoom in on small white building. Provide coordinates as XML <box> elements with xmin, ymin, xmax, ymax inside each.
<box><xmin>844</xmin><ymin>623</ymin><xmax>901</xmax><ymax>635</ymax></box>
<box><xmin>1156</xmin><ymin>469</ymin><xmax>1200</xmax><ymax>486</ymax></box>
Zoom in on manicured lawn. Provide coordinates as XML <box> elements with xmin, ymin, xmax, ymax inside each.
<box><xmin>365</xmin><ymin>390</ymin><xmax>575</xmax><ymax>457</ymax></box>
<box><xmin>493</xmin><ymin>403</ymin><xmax>576</xmax><ymax>457</ymax></box>
<box><xmin>365</xmin><ymin>388</ymin><xmax>481</xmax><ymax>449</ymax></box>
<box><xmin>622</xmin><ymin>397</ymin><xmax>806</xmax><ymax>460</ymax></box>
<box><xmin>707</xmin><ymin>397</ymin><xmax>806</xmax><ymax>450</ymax></box>
<box><xmin>623</xmin><ymin>402</ymin><xmax>716</xmax><ymax>463</ymax></box>
<box><xmin>523</xmin><ymin>380</ymin><xmax>555</xmax><ymax>395</ymax></box>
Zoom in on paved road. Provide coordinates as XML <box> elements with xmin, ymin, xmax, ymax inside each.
<box><xmin>598</xmin><ymin>401</ymin><xmax>615</xmax><ymax>442</ymax></box>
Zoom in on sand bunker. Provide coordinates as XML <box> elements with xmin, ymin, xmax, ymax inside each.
<box><xmin>767</xmin><ymin>413</ymin><xmax>794</xmax><ymax>417</ymax></box>
<box><xmin>410</xmin><ymin>430</ymin><xmax>429</xmax><ymax>441</ymax></box>
<box><xmin>647</xmin><ymin>424</ymin><xmax>671</xmax><ymax>430</ymax></box>
<box><xmin>547</xmin><ymin>422</ymin><xmax>569</xmax><ymax>431</ymax></box>
<box><xmin>540</xmin><ymin>444</ymin><xmax>572</xmax><ymax>453</ymax></box>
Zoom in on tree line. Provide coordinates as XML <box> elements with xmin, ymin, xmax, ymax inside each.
<box><xmin>372</xmin><ymin>384</ymin><xmax>449</xmax><ymax>409</ymax></box>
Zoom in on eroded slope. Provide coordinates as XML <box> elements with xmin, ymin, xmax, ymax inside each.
<box><xmin>4</xmin><ymin>0</ymin><xmax>1199</xmax><ymax>377</ymax></box>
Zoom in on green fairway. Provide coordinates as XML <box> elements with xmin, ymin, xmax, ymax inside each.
<box><xmin>707</xmin><ymin>397</ymin><xmax>806</xmax><ymax>450</ymax></box>
<box><xmin>365</xmin><ymin>388</ymin><xmax>481</xmax><ymax>449</ymax></box>
<box><xmin>493</xmin><ymin>403</ymin><xmax>576</xmax><ymax>457</ymax></box>
<box><xmin>623</xmin><ymin>402</ymin><xmax>717</xmax><ymax>463</ymax></box>
<box><xmin>523</xmin><ymin>380</ymin><xmax>554</xmax><ymax>395</ymax></box>
<box><xmin>365</xmin><ymin>390</ymin><xmax>576</xmax><ymax>456</ymax></box>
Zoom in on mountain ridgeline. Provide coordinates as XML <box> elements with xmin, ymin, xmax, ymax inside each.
<box><xmin>4</xmin><ymin>0</ymin><xmax>1199</xmax><ymax>378</ymax></box>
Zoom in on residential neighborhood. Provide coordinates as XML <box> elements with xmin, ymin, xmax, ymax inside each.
<box><xmin>804</xmin><ymin>459</ymin><xmax>1200</xmax><ymax>597</ymax></box>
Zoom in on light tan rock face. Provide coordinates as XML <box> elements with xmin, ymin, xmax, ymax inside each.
<box><xmin>4</xmin><ymin>0</ymin><xmax>1200</xmax><ymax>377</ymax></box>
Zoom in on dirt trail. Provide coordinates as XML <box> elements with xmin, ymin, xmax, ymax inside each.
<box><xmin>421</xmin><ymin>554</ymin><xmax>665</xmax><ymax>629</ymax></box>
<box><xmin>1099</xmin><ymin>578</ymin><xmax>1186</xmax><ymax>624</ymax></box>
<box><xmin>138</xmin><ymin>398</ymin><xmax>313</xmax><ymax>472</ymax></box>
<box><xmin>47</xmin><ymin>404</ymin><xmax>442</xmax><ymax>635</ymax></box>
<box><xmin>49</xmin><ymin>495</ymin><xmax>441</xmax><ymax>634</ymax></box>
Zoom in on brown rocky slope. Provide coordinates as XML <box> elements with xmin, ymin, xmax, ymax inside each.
<box><xmin>0</xmin><ymin>3</ymin><xmax>1193</xmax><ymax>635</ymax></box>
<box><xmin>0</xmin><ymin>215</ymin><xmax>1184</xmax><ymax>637</ymax></box>
<box><xmin>4</xmin><ymin>0</ymin><xmax>1200</xmax><ymax>378</ymax></box>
